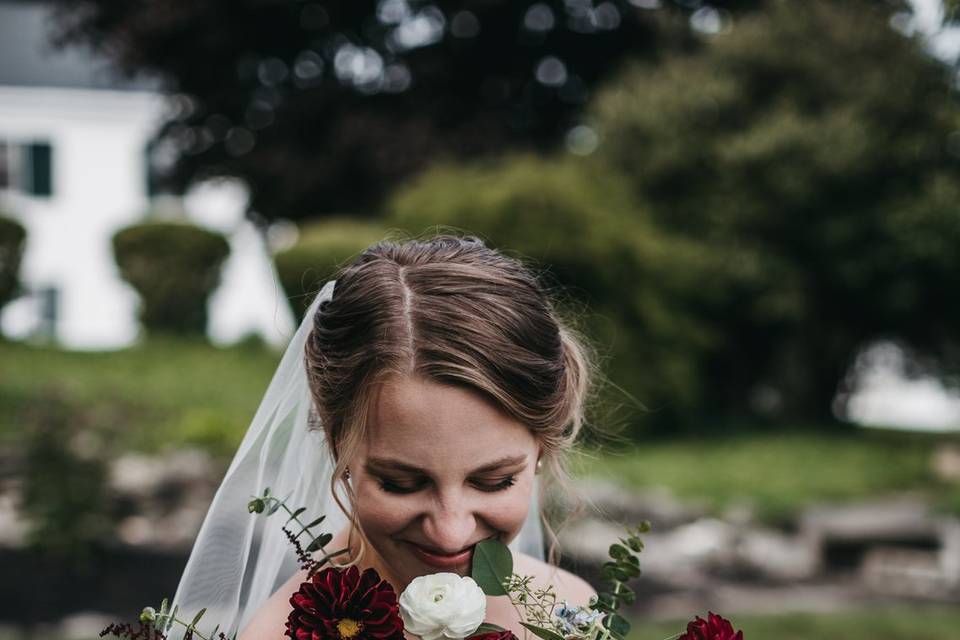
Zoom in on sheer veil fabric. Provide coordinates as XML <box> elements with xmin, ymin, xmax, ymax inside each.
<box><xmin>171</xmin><ymin>280</ymin><xmax>546</xmax><ymax>639</ymax></box>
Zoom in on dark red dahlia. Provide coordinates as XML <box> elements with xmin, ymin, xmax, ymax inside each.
<box><xmin>678</xmin><ymin>612</ymin><xmax>743</xmax><ymax>640</ymax></box>
<box><xmin>469</xmin><ymin>632</ymin><xmax>518</xmax><ymax>640</ymax></box>
<box><xmin>286</xmin><ymin>566</ymin><xmax>404</xmax><ymax>640</ymax></box>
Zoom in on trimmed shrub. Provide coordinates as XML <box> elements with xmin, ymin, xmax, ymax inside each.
<box><xmin>0</xmin><ymin>214</ymin><xmax>26</xmax><ymax>310</ymax></box>
<box><xmin>274</xmin><ymin>217</ymin><xmax>389</xmax><ymax>321</ymax></box>
<box><xmin>113</xmin><ymin>221</ymin><xmax>230</xmax><ymax>335</ymax></box>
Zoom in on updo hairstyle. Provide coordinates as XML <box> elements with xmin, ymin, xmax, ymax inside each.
<box><xmin>304</xmin><ymin>234</ymin><xmax>596</xmax><ymax>564</ymax></box>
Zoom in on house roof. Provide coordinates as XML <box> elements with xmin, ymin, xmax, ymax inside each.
<box><xmin>0</xmin><ymin>1</ymin><xmax>159</xmax><ymax>91</ymax></box>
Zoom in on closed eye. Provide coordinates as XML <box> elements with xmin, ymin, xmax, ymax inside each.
<box><xmin>376</xmin><ymin>475</ymin><xmax>518</xmax><ymax>494</ymax></box>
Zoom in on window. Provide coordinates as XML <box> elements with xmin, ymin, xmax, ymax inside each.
<box><xmin>0</xmin><ymin>139</ymin><xmax>53</xmax><ymax>197</ymax></box>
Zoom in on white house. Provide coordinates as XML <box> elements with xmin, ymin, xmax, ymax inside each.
<box><xmin>0</xmin><ymin>0</ymin><xmax>295</xmax><ymax>349</ymax></box>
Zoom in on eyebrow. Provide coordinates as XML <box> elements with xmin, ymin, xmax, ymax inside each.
<box><xmin>364</xmin><ymin>454</ymin><xmax>529</xmax><ymax>475</ymax></box>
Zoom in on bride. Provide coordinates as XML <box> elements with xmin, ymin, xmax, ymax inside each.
<box><xmin>173</xmin><ymin>235</ymin><xmax>598</xmax><ymax>640</ymax></box>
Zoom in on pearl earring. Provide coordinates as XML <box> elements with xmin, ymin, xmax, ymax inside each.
<box><xmin>535</xmin><ymin>458</ymin><xmax>543</xmax><ymax>474</ymax></box>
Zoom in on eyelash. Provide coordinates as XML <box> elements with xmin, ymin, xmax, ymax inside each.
<box><xmin>377</xmin><ymin>476</ymin><xmax>517</xmax><ymax>495</ymax></box>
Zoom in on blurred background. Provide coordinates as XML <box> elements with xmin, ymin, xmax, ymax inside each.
<box><xmin>1</xmin><ymin>0</ymin><xmax>960</xmax><ymax>638</ymax></box>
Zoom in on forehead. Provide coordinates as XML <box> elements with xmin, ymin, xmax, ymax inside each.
<box><xmin>362</xmin><ymin>375</ymin><xmax>537</xmax><ymax>464</ymax></box>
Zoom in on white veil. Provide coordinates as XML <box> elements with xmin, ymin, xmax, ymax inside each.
<box><xmin>171</xmin><ymin>280</ymin><xmax>545</xmax><ymax>639</ymax></box>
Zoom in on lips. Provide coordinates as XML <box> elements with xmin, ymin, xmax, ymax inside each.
<box><xmin>404</xmin><ymin>541</ymin><xmax>474</xmax><ymax>569</ymax></box>
<box><xmin>402</xmin><ymin>536</ymin><xmax>496</xmax><ymax>570</ymax></box>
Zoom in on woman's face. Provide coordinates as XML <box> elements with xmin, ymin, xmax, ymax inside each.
<box><xmin>345</xmin><ymin>374</ymin><xmax>540</xmax><ymax>589</ymax></box>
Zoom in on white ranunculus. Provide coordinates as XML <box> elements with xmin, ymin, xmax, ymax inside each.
<box><xmin>399</xmin><ymin>573</ymin><xmax>487</xmax><ymax>640</ymax></box>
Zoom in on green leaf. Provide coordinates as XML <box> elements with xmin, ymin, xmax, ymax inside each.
<box><xmin>519</xmin><ymin>623</ymin><xmax>566</xmax><ymax>640</ymax></box>
<box><xmin>287</xmin><ymin>506</ymin><xmax>307</xmax><ymax>524</ymax></box>
<box><xmin>614</xmin><ymin>584</ymin><xmax>636</xmax><ymax>605</ymax></box>
<box><xmin>262</xmin><ymin>487</ymin><xmax>271</xmax><ymax>497</ymax></box>
<box><xmin>625</xmin><ymin>537</ymin><xmax>644</xmax><ymax>552</ymax></box>
<box><xmin>266</xmin><ymin>500</ymin><xmax>281</xmax><ymax>516</ymax></box>
<box><xmin>593</xmin><ymin>591</ymin><xmax>620</xmax><ymax>613</ymax></box>
<box><xmin>188</xmin><ymin>608</ymin><xmax>207</xmax><ymax>631</ymax></box>
<box><xmin>473</xmin><ymin>623</ymin><xmax>508</xmax><ymax>635</ymax></box>
<box><xmin>608</xmin><ymin>543</ymin><xmax>630</xmax><ymax>560</ymax></box>
<box><xmin>604</xmin><ymin>613</ymin><xmax>630</xmax><ymax>638</ymax></box>
<box><xmin>592</xmin><ymin>601</ymin><xmax>616</xmax><ymax>614</ymax></box>
<box><xmin>166</xmin><ymin>605</ymin><xmax>179</xmax><ymax>632</ymax></box>
<box><xmin>303</xmin><ymin>515</ymin><xmax>326</xmax><ymax>529</ymax></box>
<box><xmin>600</xmin><ymin>562</ymin><xmax>631</xmax><ymax>583</ymax></box>
<box><xmin>306</xmin><ymin>532</ymin><xmax>334</xmax><ymax>552</ymax></box>
<box><xmin>159</xmin><ymin>598</ymin><xmax>169</xmax><ymax>616</ymax></box>
<box><xmin>471</xmin><ymin>539</ymin><xmax>513</xmax><ymax>596</ymax></box>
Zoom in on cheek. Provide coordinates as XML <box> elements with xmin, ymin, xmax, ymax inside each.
<box><xmin>353</xmin><ymin>482</ymin><xmax>416</xmax><ymax>535</ymax></box>
<box><xmin>484</xmin><ymin>474</ymin><xmax>536</xmax><ymax>538</ymax></box>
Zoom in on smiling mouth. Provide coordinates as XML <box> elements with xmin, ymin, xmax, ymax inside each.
<box><xmin>402</xmin><ymin>535</ymin><xmax>498</xmax><ymax>568</ymax></box>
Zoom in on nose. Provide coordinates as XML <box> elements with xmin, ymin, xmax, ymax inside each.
<box><xmin>420</xmin><ymin>491</ymin><xmax>478</xmax><ymax>553</ymax></box>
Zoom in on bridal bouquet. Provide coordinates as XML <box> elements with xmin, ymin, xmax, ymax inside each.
<box><xmin>103</xmin><ymin>488</ymin><xmax>743</xmax><ymax>640</ymax></box>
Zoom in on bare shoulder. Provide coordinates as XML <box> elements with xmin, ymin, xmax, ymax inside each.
<box><xmin>512</xmin><ymin>552</ymin><xmax>598</xmax><ymax>605</ymax></box>
<box><xmin>238</xmin><ymin>568</ymin><xmax>309</xmax><ymax>640</ymax></box>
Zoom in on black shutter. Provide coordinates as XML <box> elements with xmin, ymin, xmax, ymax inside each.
<box><xmin>24</xmin><ymin>142</ymin><xmax>53</xmax><ymax>197</ymax></box>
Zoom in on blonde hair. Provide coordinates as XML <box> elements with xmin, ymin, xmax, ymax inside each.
<box><xmin>304</xmin><ymin>234</ymin><xmax>597</xmax><ymax>565</ymax></box>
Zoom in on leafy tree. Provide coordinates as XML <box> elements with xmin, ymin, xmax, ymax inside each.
<box><xmin>591</xmin><ymin>0</ymin><xmax>960</xmax><ymax>423</ymax></box>
<box><xmin>49</xmin><ymin>0</ymin><xmax>759</xmax><ymax>220</ymax></box>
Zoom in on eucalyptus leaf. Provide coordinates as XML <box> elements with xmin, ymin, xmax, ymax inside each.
<box><xmin>614</xmin><ymin>584</ymin><xmax>636</xmax><ymax>605</ymax></box>
<box><xmin>471</xmin><ymin>539</ymin><xmax>513</xmax><ymax>596</ymax></box>
<box><xmin>473</xmin><ymin>623</ymin><xmax>508</xmax><ymax>634</ymax></box>
<box><xmin>287</xmin><ymin>507</ymin><xmax>307</xmax><ymax>524</ymax></box>
<box><xmin>188</xmin><ymin>607</ymin><xmax>207</xmax><ymax>631</ymax></box>
<box><xmin>608</xmin><ymin>543</ymin><xmax>630</xmax><ymax>560</ymax></box>
<box><xmin>519</xmin><ymin>623</ymin><xmax>566</xmax><ymax>640</ymax></box>
<box><xmin>605</xmin><ymin>613</ymin><xmax>630</xmax><ymax>637</ymax></box>
<box><xmin>303</xmin><ymin>515</ymin><xmax>326</xmax><ymax>529</ymax></box>
<box><xmin>625</xmin><ymin>536</ymin><xmax>644</xmax><ymax>552</ymax></box>
<box><xmin>307</xmin><ymin>532</ymin><xmax>333</xmax><ymax>552</ymax></box>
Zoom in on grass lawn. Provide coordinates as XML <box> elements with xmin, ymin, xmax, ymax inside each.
<box><xmin>0</xmin><ymin>336</ymin><xmax>281</xmax><ymax>457</ymax></box>
<box><xmin>630</xmin><ymin>606</ymin><xmax>960</xmax><ymax>640</ymax></box>
<box><xmin>571</xmin><ymin>428</ymin><xmax>957</xmax><ymax>524</ymax></box>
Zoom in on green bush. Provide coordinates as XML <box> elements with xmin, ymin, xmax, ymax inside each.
<box><xmin>387</xmin><ymin>155</ymin><xmax>732</xmax><ymax>434</ymax></box>
<box><xmin>274</xmin><ymin>217</ymin><xmax>389</xmax><ymax>321</ymax></box>
<box><xmin>113</xmin><ymin>221</ymin><xmax>230</xmax><ymax>335</ymax></box>
<box><xmin>20</xmin><ymin>391</ymin><xmax>112</xmax><ymax>565</ymax></box>
<box><xmin>590</xmin><ymin>0</ymin><xmax>960</xmax><ymax>422</ymax></box>
<box><xmin>0</xmin><ymin>214</ymin><xmax>26</xmax><ymax>310</ymax></box>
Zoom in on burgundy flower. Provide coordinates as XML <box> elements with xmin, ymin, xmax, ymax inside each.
<box><xmin>678</xmin><ymin>612</ymin><xmax>743</xmax><ymax>640</ymax></box>
<box><xmin>286</xmin><ymin>566</ymin><xmax>405</xmax><ymax>640</ymax></box>
<box><xmin>469</xmin><ymin>632</ymin><xmax>518</xmax><ymax>640</ymax></box>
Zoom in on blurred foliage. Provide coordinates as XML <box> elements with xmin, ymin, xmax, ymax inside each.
<box><xmin>112</xmin><ymin>221</ymin><xmax>230</xmax><ymax>336</ymax></box>
<box><xmin>590</xmin><ymin>0</ymin><xmax>960</xmax><ymax>423</ymax></box>
<box><xmin>0</xmin><ymin>337</ymin><xmax>280</xmax><ymax>458</ymax></box>
<box><xmin>19</xmin><ymin>392</ymin><xmax>112</xmax><ymax>566</ymax></box>
<box><xmin>0</xmin><ymin>213</ymin><xmax>26</xmax><ymax>310</ymax></box>
<box><xmin>386</xmin><ymin>154</ymin><xmax>744</xmax><ymax>432</ymax></box>
<box><xmin>574</xmin><ymin>429</ymin><xmax>958</xmax><ymax>525</ymax></box>
<box><xmin>631</xmin><ymin>606</ymin><xmax>960</xmax><ymax>640</ymax></box>
<box><xmin>275</xmin><ymin>217</ymin><xmax>389</xmax><ymax>321</ymax></box>
<box><xmin>47</xmin><ymin>0</ymin><xmax>769</xmax><ymax>219</ymax></box>
<box><xmin>5</xmin><ymin>337</ymin><xmax>954</xmax><ymax>524</ymax></box>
